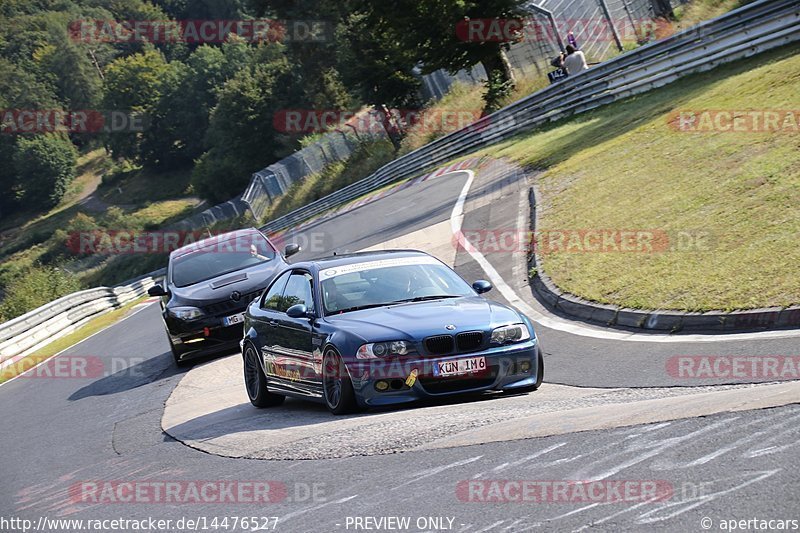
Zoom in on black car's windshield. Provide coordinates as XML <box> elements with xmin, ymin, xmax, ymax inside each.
<box><xmin>171</xmin><ymin>234</ymin><xmax>276</xmax><ymax>287</ymax></box>
<box><xmin>320</xmin><ymin>257</ymin><xmax>474</xmax><ymax>315</ymax></box>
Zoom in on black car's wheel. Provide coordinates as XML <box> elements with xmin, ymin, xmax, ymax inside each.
<box><xmin>243</xmin><ymin>343</ymin><xmax>285</xmax><ymax>408</ymax></box>
<box><xmin>503</xmin><ymin>345</ymin><xmax>544</xmax><ymax>395</ymax></box>
<box><xmin>168</xmin><ymin>336</ymin><xmax>190</xmax><ymax>367</ymax></box>
<box><xmin>322</xmin><ymin>347</ymin><xmax>360</xmax><ymax>415</ymax></box>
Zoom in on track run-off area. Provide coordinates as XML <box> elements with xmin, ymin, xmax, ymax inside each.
<box><xmin>2</xmin><ymin>162</ymin><xmax>800</xmax><ymax>532</ymax></box>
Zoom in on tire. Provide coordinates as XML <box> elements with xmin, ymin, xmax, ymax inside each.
<box><xmin>243</xmin><ymin>343</ymin><xmax>285</xmax><ymax>408</ymax></box>
<box><xmin>322</xmin><ymin>347</ymin><xmax>361</xmax><ymax>415</ymax></box>
<box><xmin>532</xmin><ymin>345</ymin><xmax>544</xmax><ymax>390</ymax></box>
<box><xmin>502</xmin><ymin>345</ymin><xmax>544</xmax><ymax>395</ymax></box>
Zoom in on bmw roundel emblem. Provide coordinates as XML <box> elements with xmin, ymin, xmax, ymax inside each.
<box><xmin>445</xmin><ymin>324</ymin><xmax>456</xmax><ymax>330</ymax></box>
<box><xmin>230</xmin><ymin>291</ymin><xmax>241</xmax><ymax>302</ymax></box>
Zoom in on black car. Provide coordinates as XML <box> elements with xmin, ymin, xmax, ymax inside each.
<box><xmin>148</xmin><ymin>228</ymin><xmax>300</xmax><ymax>366</ymax></box>
<box><xmin>241</xmin><ymin>250</ymin><xmax>543</xmax><ymax>414</ymax></box>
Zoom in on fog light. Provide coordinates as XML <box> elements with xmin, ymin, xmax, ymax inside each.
<box><xmin>519</xmin><ymin>360</ymin><xmax>531</xmax><ymax>373</ymax></box>
<box><xmin>375</xmin><ymin>380</ymin><xmax>389</xmax><ymax>391</ymax></box>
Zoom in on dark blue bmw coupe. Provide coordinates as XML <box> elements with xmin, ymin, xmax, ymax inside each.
<box><xmin>240</xmin><ymin>250</ymin><xmax>543</xmax><ymax>414</ymax></box>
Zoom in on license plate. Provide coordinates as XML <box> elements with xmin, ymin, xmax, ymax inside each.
<box><xmin>223</xmin><ymin>313</ymin><xmax>244</xmax><ymax>326</ymax></box>
<box><xmin>433</xmin><ymin>356</ymin><xmax>486</xmax><ymax>377</ymax></box>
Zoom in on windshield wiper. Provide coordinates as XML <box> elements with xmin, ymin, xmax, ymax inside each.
<box><xmin>331</xmin><ymin>296</ymin><xmax>461</xmax><ymax>314</ymax></box>
<box><xmin>389</xmin><ymin>295</ymin><xmax>461</xmax><ymax>304</ymax></box>
<box><xmin>331</xmin><ymin>303</ymin><xmax>391</xmax><ymax>314</ymax></box>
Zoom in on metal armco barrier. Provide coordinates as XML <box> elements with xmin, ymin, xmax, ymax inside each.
<box><xmin>0</xmin><ymin>269</ymin><xmax>165</xmax><ymax>369</ymax></box>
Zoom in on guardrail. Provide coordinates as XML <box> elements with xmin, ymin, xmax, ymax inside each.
<box><xmin>257</xmin><ymin>0</ymin><xmax>799</xmax><ymax>234</ymax></box>
<box><xmin>0</xmin><ymin>269</ymin><xmax>165</xmax><ymax>369</ymax></box>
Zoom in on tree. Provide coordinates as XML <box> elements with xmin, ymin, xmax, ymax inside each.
<box><xmin>361</xmin><ymin>0</ymin><xmax>528</xmax><ymax>90</ymax></box>
<box><xmin>140</xmin><ymin>40</ymin><xmax>253</xmax><ymax>169</ymax></box>
<box><xmin>249</xmin><ymin>0</ymin><xmax>355</xmax><ymax>110</ymax></box>
<box><xmin>13</xmin><ymin>134</ymin><xmax>78</xmax><ymax>208</ymax></box>
<box><xmin>336</xmin><ymin>10</ymin><xmax>422</xmax><ymax>147</ymax></box>
<box><xmin>0</xmin><ymin>57</ymin><xmax>63</xmax><ymax>216</ymax></box>
<box><xmin>191</xmin><ymin>57</ymin><xmax>296</xmax><ymax>202</ymax></box>
<box><xmin>101</xmin><ymin>48</ymin><xmax>173</xmax><ymax>161</ymax></box>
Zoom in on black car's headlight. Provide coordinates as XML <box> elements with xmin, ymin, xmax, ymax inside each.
<box><xmin>356</xmin><ymin>341</ymin><xmax>413</xmax><ymax>359</ymax></box>
<box><xmin>490</xmin><ymin>323</ymin><xmax>531</xmax><ymax>344</ymax></box>
<box><xmin>169</xmin><ymin>306</ymin><xmax>205</xmax><ymax>321</ymax></box>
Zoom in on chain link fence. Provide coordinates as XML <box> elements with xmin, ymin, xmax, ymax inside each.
<box><xmin>243</xmin><ymin>120</ymin><xmax>388</xmax><ymax>222</ymax></box>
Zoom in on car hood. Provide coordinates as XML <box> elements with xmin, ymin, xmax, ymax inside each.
<box><xmin>168</xmin><ymin>261</ymin><xmax>284</xmax><ymax>307</ymax></box>
<box><xmin>324</xmin><ymin>296</ymin><xmax>523</xmax><ymax>341</ymax></box>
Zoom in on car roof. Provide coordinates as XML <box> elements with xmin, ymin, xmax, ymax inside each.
<box><xmin>291</xmin><ymin>249</ymin><xmax>434</xmax><ymax>272</ymax></box>
<box><xmin>169</xmin><ymin>227</ymin><xmax>265</xmax><ymax>259</ymax></box>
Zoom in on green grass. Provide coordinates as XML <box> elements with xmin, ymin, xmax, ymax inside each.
<box><xmin>673</xmin><ymin>0</ymin><xmax>752</xmax><ymax>29</ymax></box>
<box><xmin>0</xmin><ymin>296</ymin><xmax>146</xmax><ymax>384</ymax></box>
<box><xmin>97</xmin><ymin>164</ymin><xmax>194</xmax><ymax>204</ymax></box>
<box><xmin>471</xmin><ymin>44</ymin><xmax>800</xmax><ymax>311</ymax></box>
<box><xmin>0</xmin><ymin>148</ymin><xmax>213</xmax><ymax>322</ymax></box>
<box><xmin>400</xmin><ymin>75</ymin><xmax>550</xmax><ymax>154</ymax></box>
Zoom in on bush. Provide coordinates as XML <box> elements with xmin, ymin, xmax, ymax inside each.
<box><xmin>13</xmin><ymin>134</ymin><xmax>78</xmax><ymax>208</ymax></box>
<box><xmin>0</xmin><ymin>265</ymin><xmax>82</xmax><ymax>322</ymax></box>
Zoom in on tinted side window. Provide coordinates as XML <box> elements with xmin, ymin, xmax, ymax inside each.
<box><xmin>280</xmin><ymin>272</ymin><xmax>314</xmax><ymax>313</ymax></box>
<box><xmin>262</xmin><ymin>271</ymin><xmax>291</xmax><ymax>310</ymax></box>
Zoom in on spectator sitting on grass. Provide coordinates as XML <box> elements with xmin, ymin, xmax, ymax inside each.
<box><xmin>561</xmin><ymin>45</ymin><xmax>588</xmax><ymax>75</ymax></box>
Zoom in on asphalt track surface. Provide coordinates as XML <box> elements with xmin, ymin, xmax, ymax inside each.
<box><xmin>1</xmin><ymin>164</ymin><xmax>799</xmax><ymax>532</ymax></box>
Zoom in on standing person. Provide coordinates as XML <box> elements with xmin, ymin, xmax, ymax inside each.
<box><xmin>567</xmin><ymin>31</ymin><xmax>578</xmax><ymax>49</ymax></box>
<box><xmin>561</xmin><ymin>44</ymin><xmax>588</xmax><ymax>75</ymax></box>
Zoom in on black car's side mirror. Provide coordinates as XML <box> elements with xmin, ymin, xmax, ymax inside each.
<box><xmin>286</xmin><ymin>303</ymin><xmax>313</xmax><ymax>319</ymax></box>
<box><xmin>284</xmin><ymin>243</ymin><xmax>301</xmax><ymax>258</ymax></box>
<box><xmin>472</xmin><ymin>280</ymin><xmax>493</xmax><ymax>294</ymax></box>
<box><xmin>148</xmin><ymin>284</ymin><xmax>169</xmax><ymax>297</ymax></box>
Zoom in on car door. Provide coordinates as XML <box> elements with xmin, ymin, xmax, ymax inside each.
<box><xmin>271</xmin><ymin>270</ymin><xmax>322</xmax><ymax>397</ymax></box>
<box><xmin>249</xmin><ymin>270</ymin><xmax>291</xmax><ymax>378</ymax></box>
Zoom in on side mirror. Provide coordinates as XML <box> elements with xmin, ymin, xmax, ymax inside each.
<box><xmin>472</xmin><ymin>280</ymin><xmax>493</xmax><ymax>294</ymax></box>
<box><xmin>148</xmin><ymin>284</ymin><xmax>169</xmax><ymax>297</ymax></box>
<box><xmin>286</xmin><ymin>303</ymin><xmax>312</xmax><ymax>319</ymax></box>
<box><xmin>284</xmin><ymin>243</ymin><xmax>301</xmax><ymax>258</ymax></box>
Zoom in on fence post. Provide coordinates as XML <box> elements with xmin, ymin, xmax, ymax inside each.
<box><xmin>598</xmin><ymin>0</ymin><xmax>625</xmax><ymax>51</ymax></box>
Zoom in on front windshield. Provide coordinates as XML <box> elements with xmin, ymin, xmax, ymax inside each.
<box><xmin>320</xmin><ymin>257</ymin><xmax>474</xmax><ymax>315</ymax></box>
<box><xmin>171</xmin><ymin>234</ymin><xmax>276</xmax><ymax>287</ymax></box>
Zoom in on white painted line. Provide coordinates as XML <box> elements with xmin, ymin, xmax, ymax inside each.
<box><xmin>0</xmin><ymin>301</ymin><xmax>157</xmax><ymax>390</ymax></box>
<box><xmin>449</xmin><ymin>171</ymin><xmax>800</xmax><ymax>343</ymax></box>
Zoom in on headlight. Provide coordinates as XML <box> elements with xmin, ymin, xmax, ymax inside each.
<box><xmin>490</xmin><ymin>323</ymin><xmax>530</xmax><ymax>344</ymax></box>
<box><xmin>356</xmin><ymin>341</ymin><xmax>412</xmax><ymax>359</ymax></box>
<box><xmin>169</xmin><ymin>306</ymin><xmax>204</xmax><ymax>321</ymax></box>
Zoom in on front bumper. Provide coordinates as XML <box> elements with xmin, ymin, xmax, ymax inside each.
<box><xmin>349</xmin><ymin>340</ymin><xmax>540</xmax><ymax>407</ymax></box>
